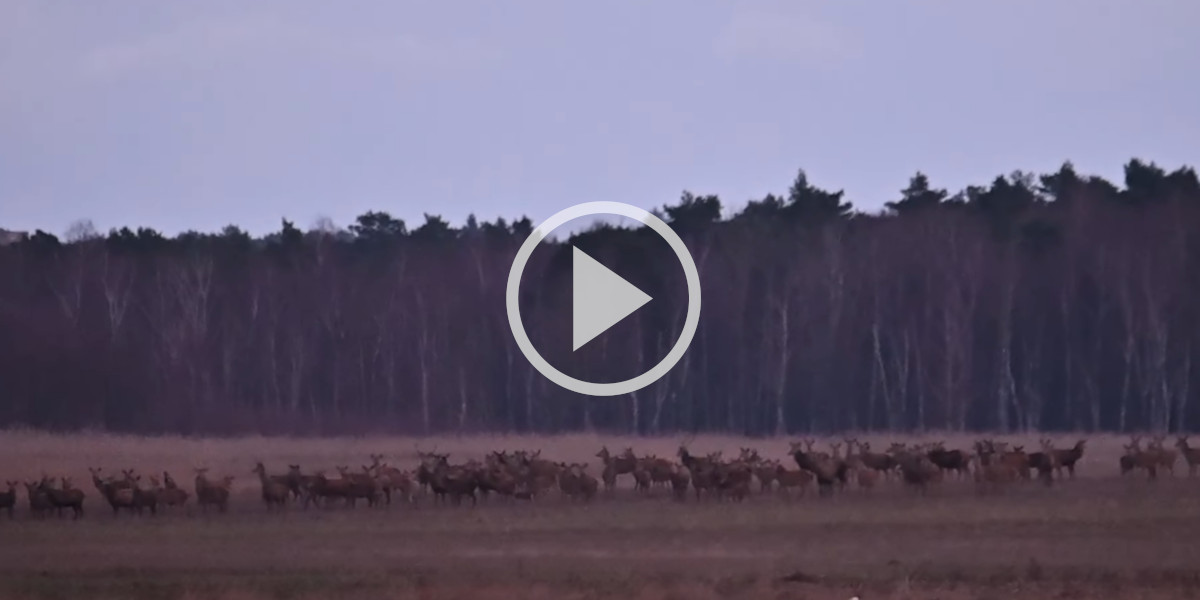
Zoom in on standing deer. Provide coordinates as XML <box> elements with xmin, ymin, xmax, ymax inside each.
<box><xmin>790</xmin><ymin>441</ymin><xmax>849</xmax><ymax>498</ymax></box>
<box><xmin>1146</xmin><ymin>435</ymin><xmax>1179</xmax><ymax>476</ymax></box>
<box><xmin>252</xmin><ymin>462</ymin><xmax>291</xmax><ymax>511</ymax></box>
<box><xmin>194</xmin><ymin>468</ymin><xmax>233</xmax><ymax>513</ymax></box>
<box><xmin>595</xmin><ymin>446</ymin><xmax>636</xmax><ymax>492</ymax></box>
<box><xmin>1051</xmin><ymin>439</ymin><xmax>1087</xmax><ymax>479</ymax></box>
<box><xmin>1176</xmin><ymin>437</ymin><xmax>1200</xmax><ymax>477</ymax></box>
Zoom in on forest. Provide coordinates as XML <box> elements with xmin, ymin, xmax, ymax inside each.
<box><xmin>1</xmin><ymin>158</ymin><xmax>1198</xmax><ymax>436</ymax></box>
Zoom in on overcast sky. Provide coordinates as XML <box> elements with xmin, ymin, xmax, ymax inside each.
<box><xmin>2</xmin><ymin>1</ymin><xmax>1198</xmax><ymax>237</ymax></box>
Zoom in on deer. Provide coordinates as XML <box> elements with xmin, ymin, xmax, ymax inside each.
<box><xmin>790</xmin><ymin>441</ymin><xmax>849</xmax><ymax>498</ymax></box>
<box><xmin>596</xmin><ymin>446</ymin><xmax>637</xmax><ymax>492</ymax></box>
<box><xmin>678</xmin><ymin>445</ymin><xmax>720</xmax><ymax>501</ymax></box>
<box><xmin>630</xmin><ymin>461</ymin><xmax>652</xmax><ymax>494</ymax></box>
<box><xmin>414</xmin><ymin>447</ymin><xmax>444</xmax><ymax>497</ymax></box>
<box><xmin>752</xmin><ymin>459</ymin><xmax>780</xmax><ymax>493</ymax></box>
<box><xmin>641</xmin><ymin>454</ymin><xmax>675</xmax><ymax>490</ymax></box>
<box><xmin>517</xmin><ymin>451</ymin><xmax>560</xmax><ymax>493</ymax></box>
<box><xmin>243</xmin><ymin>463</ymin><xmax>296</xmax><ymax>503</ymax></box>
<box><xmin>774</xmin><ymin>464</ymin><xmax>814</xmax><ymax>499</ymax></box>
<box><xmin>709</xmin><ymin>458</ymin><xmax>754</xmax><ymax>503</ymax></box>
<box><xmin>1146</xmin><ymin>435</ymin><xmax>1179</xmax><ymax>476</ymax></box>
<box><xmin>1120</xmin><ymin>437</ymin><xmax>1158</xmax><ymax>480</ymax></box>
<box><xmin>852</xmin><ymin>440</ymin><xmax>897</xmax><ymax>480</ymax></box>
<box><xmin>997</xmin><ymin>445</ymin><xmax>1031</xmax><ymax>481</ymax></box>
<box><xmin>1175</xmin><ymin>437</ymin><xmax>1200</xmax><ymax>477</ymax></box>
<box><xmin>335</xmin><ymin>465</ymin><xmax>380</xmax><ymax>508</ymax></box>
<box><xmin>366</xmin><ymin>455</ymin><xmax>412</xmax><ymax>506</ymax></box>
<box><xmin>1026</xmin><ymin>439</ymin><xmax>1058</xmax><ymax>487</ymax></box>
<box><xmin>415</xmin><ymin>452</ymin><xmax>450</xmax><ymax>505</ymax></box>
<box><xmin>89</xmin><ymin>467</ymin><xmax>137</xmax><ymax>517</ymax></box>
<box><xmin>123</xmin><ymin>471</ymin><xmax>159</xmax><ymax>516</ymax></box>
<box><xmin>422</xmin><ymin>455</ymin><xmax>478</xmax><ymax>507</ymax></box>
<box><xmin>475</xmin><ymin>464</ymin><xmax>522</xmax><ymax>504</ymax></box>
<box><xmin>668</xmin><ymin>464</ymin><xmax>691</xmax><ymax>502</ymax></box>
<box><xmin>304</xmin><ymin>471</ymin><xmax>354</xmax><ymax>509</ymax></box>
<box><xmin>44</xmin><ymin>477</ymin><xmax>86</xmax><ymax>519</ymax></box>
<box><xmin>23</xmin><ymin>481</ymin><xmax>51</xmax><ymax>519</ymax></box>
<box><xmin>1051</xmin><ymin>439</ymin><xmax>1087</xmax><ymax>479</ymax></box>
<box><xmin>576</xmin><ymin>463</ymin><xmax>601</xmax><ymax>502</ymax></box>
<box><xmin>148</xmin><ymin>475</ymin><xmax>190</xmax><ymax>513</ymax></box>
<box><xmin>194</xmin><ymin>468</ymin><xmax>233</xmax><ymax>513</ymax></box>
<box><xmin>925</xmin><ymin>441</ymin><xmax>972</xmax><ymax>480</ymax></box>
<box><xmin>559</xmin><ymin>463</ymin><xmax>598</xmax><ymax>502</ymax></box>
<box><xmin>893</xmin><ymin>450</ymin><xmax>941</xmax><ymax>495</ymax></box>
<box><xmin>252</xmin><ymin>462</ymin><xmax>291</xmax><ymax>511</ymax></box>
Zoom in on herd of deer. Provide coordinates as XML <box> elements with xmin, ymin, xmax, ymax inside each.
<box><xmin>2</xmin><ymin>435</ymin><xmax>1198</xmax><ymax>520</ymax></box>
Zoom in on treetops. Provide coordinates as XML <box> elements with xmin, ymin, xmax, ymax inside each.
<box><xmin>9</xmin><ymin>158</ymin><xmax>1198</xmax><ymax>256</ymax></box>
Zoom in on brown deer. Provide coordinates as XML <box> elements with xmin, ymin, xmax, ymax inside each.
<box><xmin>335</xmin><ymin>465</ymin><xmax>380</xmax><ymax>508</ymax></box>
<box><xmin>1146</xmin><ymin>435</ymin><xmax>1179</xmax><ymax>476</ymax></box>
<box><xmin>1026</xmin><ymin>439</ymin><xmax>1058</xmax><ymax>487</ymax></box>
<box><xmin>476</xmin><ymin>464</ymin><xmax>521</xmax><ymax>504</ymax></box>
<box><xmin>304</xmin><ymin>471</ymin><xmax>353</xmax><ymax>508</ymax></box>
<box><xmin>423</xmin><ymin>456</ymin><xmax>478</xmax><ymax>507</ymax></box>
<box><xmin>1051</xmin><ymin>439</ymin><xmax>1087</xmax><ymax>478</ymax></box>
<box><xmin>23</xmin><ymin>481</ymin><xmax>51</xmax><ymax>519</ymax></box>
<box><xmin>894</xmin><ymin>451</ymin><xmax>941</xmax><ymax>495</ymax></box>
<box><xmin>712</xmin><ymin>460</ymin><xmax>754</xmax><ymax>502</ymax></box>
<box><xmin>752</xmin><ymin>459</ymin><xmax>780</xmax><ymax>493</ymax></box>
<box><xmin>790</xmin><ymin>441</ymin><xmax>849</xmax><ymax>498</ymax></box>
<box><xmin>642</xmin><ymin>454</ymin><xmax>675</xmax><ymax>490</ymax></box>
<box><xmin>997</xmin><ymin>445</ymin><xmax>1031</xmax><ymax>481</ymax></box>
<box><xmin>253</xmin><ymin>462</ymin><xmax>291</xmax><ymax>511</ymax></box>
<box><xmin>89</xmin><ymin>467</ymin><xmax>136</xmax><ymax>516</ymax></box>
<box><xmin>842</xmin><ymin>440</ymin><xmax>878</xmax><ymax>492</ymax></box>
<box><xmin>853</xmin><ymin>440</ymin><xmax>897</xmax><ymax>479</ymax></box>
<box><xmin>668</xmin><ymin>464</ymin><xmax>691</xmax><ymax>502</ymax></box>
<box><xmin>194</xmin><ymin>468</ymin><xmax>233</xmax><ymax>513</ymax></box>
<box><xmin>1120</xmin><ymin>437</ymin><xmax>1158</xmax><ymax>480</ymax></box>
<box><xmin>596</xmin><ymin>446</ymin><xmax>636</xmax><ymax>492</ymax></box>
<box><xmin>849</xmin><ymin>457</ymin><xmax>880</xmax><ymax>493</ymax></box>
<box><xmin>366</xmin><ymin>455</ymin><xmax>410</xmax><ymax>505</ymax></box>
<box><xmin>148</xmin><ymin>475</ymin><xmax>190</xmax><ymax>513</ymax></box>
<box><xmin>414</xmin><ymin>448</ymin><xmax>446</xmax><ymax>496</ymax></box>
<box><xmin>560</xmin><ymin>463</ymin><xmax>598</xmax><ymax>502</ymax></box>
<box><xmin>678</xmin><ymin>446</ymin><xmax>719</xmax><ymax>501</ymax></box>
<box><xmin>774</xmin><ymin>464</ymin><xmax>814</xmax><ymax>499</ymax></box>
<box><xmin>1176</xmin><ymin>437</ymin><xmax>1200</xmax><ymax>477</ymax></box>
<box><xmin>926</xmin><ymin>441</ymin><xmax>972</xmax><ymax>480</ymax></box>
<box><xmin>42</xmin><ymin>477</ymin><xmax>86</xmax><ymax>519</ymax></box>
<box><xmin>519</xmin><ymin>451</ymin><xmax>560</xmax><ymax>493</ymax></box>
<box><xmin>123</xmin><ymin>471</ymin><xmax>159</xmax><ymax>516</ymax></box>
<box><xmin>631</xmin><ymin>462</ymin><xmax>652</xmax><ymax>494</ymax></box>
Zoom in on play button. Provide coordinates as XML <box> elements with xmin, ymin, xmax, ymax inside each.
<box><xmin>572</xmin><ymin>247</ymin><xmax>652</xmax><ymax>351</ymax></box>
<box><xmin>506</xmin><ymin>201</ymin><xmax>702</xmax><ymax>397</ymax></box>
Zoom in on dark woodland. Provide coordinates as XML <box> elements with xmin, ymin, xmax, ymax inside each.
<box><xmin>2</xmin><ymin>159</ymin><xmax>1199</xmax><ymax>436</ymax></box>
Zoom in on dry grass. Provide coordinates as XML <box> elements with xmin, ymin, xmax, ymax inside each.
<box><xmin>2</xmin><ymin>429</ymin><xmax>1199</xmax><ymax>600</ymax></box>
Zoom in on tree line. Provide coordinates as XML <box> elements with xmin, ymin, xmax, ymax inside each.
<box><xmin>2</xmin><ymin>158</ymin><xmax>1199</xmax><ymax>436</ymax></box>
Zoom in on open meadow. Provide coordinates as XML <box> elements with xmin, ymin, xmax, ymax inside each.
<box><xmin>2</xmin><ymin>430</ymin><xmax>1200</xmax><ymax>600</ymax></box>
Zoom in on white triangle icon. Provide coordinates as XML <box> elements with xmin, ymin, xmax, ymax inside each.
<box><xmin>572</xmin><ymin>247</ymin><xmax>652</xmax><ymax>351</ymax></box>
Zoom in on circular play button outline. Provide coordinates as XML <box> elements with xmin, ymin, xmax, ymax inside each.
<box><xmin>505</xmin><ymin>201</ymin><xmax>702</xmax><ymax>397</ymax></box>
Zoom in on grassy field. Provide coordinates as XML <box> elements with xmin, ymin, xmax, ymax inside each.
<box><xmin>1</xmin><ymin>429</ymin><xmax>1199</xmax><ymax>599</ymax></box>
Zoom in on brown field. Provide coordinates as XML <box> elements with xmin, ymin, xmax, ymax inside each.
<box><xmin>2</xmin><ymin>429</ymin><xmax>1199</xmax><ymax>600</ymax></box>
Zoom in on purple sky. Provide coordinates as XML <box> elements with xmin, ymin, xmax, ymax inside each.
<box><xmin>2</xmin><ymin>0</ymin><xmax>1198</xmax><ymax>237</ymax></box>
